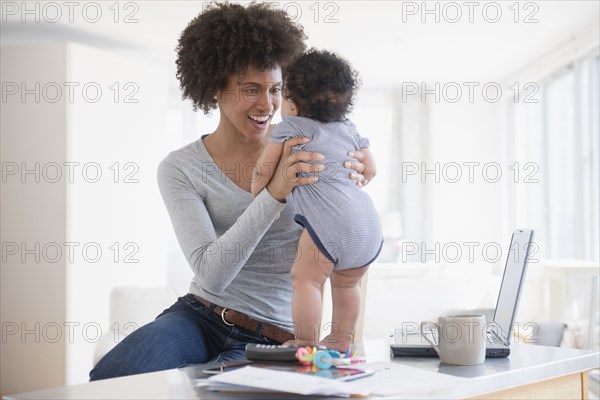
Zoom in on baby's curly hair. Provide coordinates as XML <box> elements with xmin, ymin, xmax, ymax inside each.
<box><xmin>284</xmin><ymin>49</ymin><xmax>360</xmax><ymax>123</ymax></box>
<box><xmin>176</xmin><ymin>2</ymin><xmax>306</xmax><ymax>114</ymax></box>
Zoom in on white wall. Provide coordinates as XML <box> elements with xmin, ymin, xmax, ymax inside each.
<box><xmin>65</xmin><ymin>42</ymin><xmax>171</xmax><ymax>385</ymax></box>
<box><xmin>1</xmin><ymin>43</ymin><xmax>68</xmax><ymax>395</ymax></box>
<box><xmin>388</xmin><ymin>90</ymin><xmax>506</xmax><ymax>269</ymax></box>
<box><xmin>427</xmin><ymin>99</ymin><xmax>505</xmax><ymax>258</ymax></box>
<box><xmin>0</xmin><ymin>42</ymin><xmax>171</xmax><ymax>394</ymax></box>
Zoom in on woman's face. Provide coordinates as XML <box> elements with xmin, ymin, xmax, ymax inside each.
<box><xmin>217</xmin><ymin>65</ymin><xmax>282</xmax><ymax>141</ymax></box>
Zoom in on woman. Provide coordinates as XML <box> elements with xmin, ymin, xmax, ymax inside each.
<box><xmin>89</xmin><ymin>2</ymin><xmax>366</xmax><ymax>380</ymax></box>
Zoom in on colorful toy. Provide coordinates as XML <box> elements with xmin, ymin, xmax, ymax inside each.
<box><xmin>294</xmin><ymin>347</ymin><xmax>366</xmax><ymax>370</ymax></box>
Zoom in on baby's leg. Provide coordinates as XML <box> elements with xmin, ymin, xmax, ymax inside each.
<box><xmin>289</xmin><ymin>229</ymin><xmax>334</xmax><ymax>346</ymax></box>
<box><xmin>320</xmin><ymin>265</ymin><xmax>369</xmax><ymax>352</ymax></box>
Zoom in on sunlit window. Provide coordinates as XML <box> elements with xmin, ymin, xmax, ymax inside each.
<box><xmin>352</xmin><ymin>93</ymin><xmax>394</xmax><ymax>212</ymax></box>
<box><xmin>509</xmin><ymin>52</ymin><xmax>600</xmax><ymax>261</ymax></box>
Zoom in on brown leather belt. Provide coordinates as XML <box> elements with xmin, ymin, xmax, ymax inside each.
<box><xmin>193</xmin><ymin>295</ymin><xmax>294</xmax><ymax>344</ymax></box>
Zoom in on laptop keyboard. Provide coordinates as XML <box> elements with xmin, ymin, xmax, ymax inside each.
<box><xmin>394</xmin><ymin>328</ymin><xmax>505</xmax><ymax>345</ymax></box>
<box><xmin>395</xmin><ymin>328</ymin><xmax>437</xmax><ymax>338</ymax></box>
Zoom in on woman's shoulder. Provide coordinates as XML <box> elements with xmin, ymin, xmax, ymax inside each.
<box><xmin>157</xmin><ymin>137</ymin><xmax>211</xmax><ymax>180</ymax></box>
<box><xmin>160</xmin><ymin>137</ymin><xmax>208</xmax><ymax>165</ymax></box>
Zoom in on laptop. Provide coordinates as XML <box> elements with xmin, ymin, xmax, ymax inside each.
<box><xmin>390</xmin><ymin>229</ymin><xmax>535</xmax><ymax>358</ymax></box>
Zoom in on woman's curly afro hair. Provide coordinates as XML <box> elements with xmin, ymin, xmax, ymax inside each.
<box><xmin>284</xmin><ymin>49</ymin><xmax>360</xmax><ymax>123</ymax></box>
<box><xmin>176</xmin><ymin>2</ymin><xmax>307</xmax><ymax>114</ymax></box>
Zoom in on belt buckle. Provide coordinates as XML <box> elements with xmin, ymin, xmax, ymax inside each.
<box><xmin>221</xmin><ymin>308</ymin><xmax>235</xmax><ymax>326</ymax></box>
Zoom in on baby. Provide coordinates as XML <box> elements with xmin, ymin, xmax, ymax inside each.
<box><xmin>251</xmin><ymin>49</ymin><xmax>383</xmax><ymax>351</ymax></box>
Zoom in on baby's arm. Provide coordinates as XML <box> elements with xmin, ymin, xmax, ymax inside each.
<box><xmin>358</xmin><ymin>147</ymin><xmax>376</xmax><ymax>185</ymax></box>
<box><xmin>251</xmin><ymin>141</ymin><xmax>285</xmax><ymax>198</ymax></box>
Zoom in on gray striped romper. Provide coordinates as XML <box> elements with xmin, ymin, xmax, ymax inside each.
<box><xmin>269</xmin><ymin>116</ymin><xmax>383</xmax><ymax>270</ymax></box>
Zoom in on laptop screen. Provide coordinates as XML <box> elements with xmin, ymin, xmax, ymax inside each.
<box><xmin>491</xmin><ymin>229</ymin><xmax>534</xmax><ymax>344</ymax></box>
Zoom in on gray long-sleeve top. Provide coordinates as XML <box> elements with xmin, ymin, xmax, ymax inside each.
<box><xmin>157</xmin><ymin>136</ymin><xmax>302</xmax><ymax>330</ymax></box>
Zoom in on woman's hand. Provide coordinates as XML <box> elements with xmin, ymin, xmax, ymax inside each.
<box><xmin>266</xmin><ymin>137</ymin><xmax>324</xmax><ymax>202</ymax></box>
<box><xmin>344</xmin><ymin>150</ymin><xmax>368</xmax><ymax>188</ymax></box>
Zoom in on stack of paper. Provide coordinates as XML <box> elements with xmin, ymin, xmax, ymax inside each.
<box><xmin>197</xmin><ymin>366</ymin><xmax>371</xmax><ymax>397</ymax></box>
<box><xmin>193</xmin><ymin>363</ymin><xmax>469</xmax><ymax>398</ymax></box>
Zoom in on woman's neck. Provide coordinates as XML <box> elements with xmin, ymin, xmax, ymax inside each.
<box><xmin>203</xmin><ymin>125</ymin><xmax>271</xmax><ymax>192</ymax></box>
<box><xmin>207</xmin><ymin>131</ymin><xmax>262</xmax><ymax>158</ymax></box>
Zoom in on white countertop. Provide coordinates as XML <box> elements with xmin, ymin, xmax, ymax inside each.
<box><xmin>4</xmin><ymin>341</ymin><xmax>599</xmax><ymax>399</ymax></box>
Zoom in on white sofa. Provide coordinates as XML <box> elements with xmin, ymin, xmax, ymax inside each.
<box><xmin>360</xmin><ymin>262</ymin><xmax>495</xmax><ymax>340</ymax></box>
<box><xmin>93</xmin><ymin>286</ymin><xmax>178</xmax><ymax>366</ymax></box>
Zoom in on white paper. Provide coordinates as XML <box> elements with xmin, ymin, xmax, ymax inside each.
<box><xmin>343</xmin><ymin>362</ymin><xmax>470</xmax><ymax>397</ymax></box>
<box><xmin>200</xmin><ymin>363</ymin><xmax>469</xmax><ymax>398</ymax></box>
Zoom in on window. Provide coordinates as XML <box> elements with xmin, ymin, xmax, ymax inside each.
<box><xmin>509</xmin><ymin>51</ymin><xmax>600</xmax><ymax>261</ymax></box>
<box><xmin>352</xmin><ymin>92</ymin><xmax>394</xmax><ymax>212</ymax></box>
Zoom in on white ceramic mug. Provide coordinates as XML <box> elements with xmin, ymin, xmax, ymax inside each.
<box><xmin>420</xmin><ymin>314</ymin><xmax>487</xmax><ymax>366</ymax></box>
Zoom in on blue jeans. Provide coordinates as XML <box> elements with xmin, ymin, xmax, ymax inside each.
<box><xmin>89</xmin><ymin>294</ymin><xmax>278</xmax><ymax>381</ymax></box>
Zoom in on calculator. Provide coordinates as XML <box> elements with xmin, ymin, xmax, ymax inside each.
<box><xmin>245</xmin><ymin>343</ymin><xmax>304</xmax><ymax>362</ymax></box>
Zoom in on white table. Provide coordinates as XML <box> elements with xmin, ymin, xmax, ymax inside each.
<box><xmin>5</xmin><ymin>340</ymin><xmax>599</xmax><ymax>399</ymax></box>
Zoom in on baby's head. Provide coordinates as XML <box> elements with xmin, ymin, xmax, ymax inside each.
<box><xmin>282</xmin><ymin>49</ymin><xmax>359</xmax><ymax>122</ymax></box>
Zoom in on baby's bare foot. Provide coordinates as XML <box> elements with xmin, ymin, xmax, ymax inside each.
<box><xmin>319</xmin><ymin>334</ymin><xmax>352</xmax><ymax>352</ymax></box>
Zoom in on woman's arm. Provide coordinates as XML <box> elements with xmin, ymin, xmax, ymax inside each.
<box><xmin>251</xmin><ymin>141</ymin><xmax>284</xmax><ymax>198</ymax></box>
<box><xmin>157</xmin><ymin>158</ymin><xmax>287</xmax><ymax>294</ymax></box>
<box><xmin>157</xmin><ymin>138</ymin><xmax>323</xmax><ymax>294</ymax></box>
